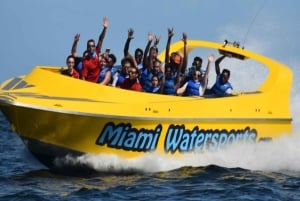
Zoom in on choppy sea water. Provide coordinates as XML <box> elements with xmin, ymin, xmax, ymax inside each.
<box><xmin>1</xmin><ymin>111</ymin><xmax>300</xmax><ymax>201</ymax></box>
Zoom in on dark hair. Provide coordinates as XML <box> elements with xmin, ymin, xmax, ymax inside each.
<box><xmin>121</xmin><ymin>57</ymin><xmax>134</xmax><ymax>67</ymax></box>
<box><xmin>66</xmin><ymin>55</ymin><xmax>75</xmax><ymax>63</ymax></box>
<box><xmin>152</xmin><ymin>59</ymin><xmax>162</xmax><ymax>67</ymax></box>
<box><xmin>86</xmin><ymin>39</ymin><xmax>95</xmax><ymax>49</ymax></box>
<box><xmin>222</xmin><ymin>69</ymin><xmax>231</xmax><ymax>77</ymax></box>
<box><xmin>135</xmin><ymin>48</ymin><xmax>143</xmax><ymax>56</ymax></box>
<box><xmin>193</xmin><ymin>56</ymin><xmax>202</xmax><ymax>63</ymax></box>
<box><xmin>108</xmin><ymin>54</ymin><xmax>117</xmax><ymax>65</ymax></box>
<box><xmin>152</xmin><ymin>75</ymin><xmax>160</xmax><ymax>82</ymax></box>
<box><xmin>131</xmin><ymin>67</ymin><xmax>139</xmax><ymax>76</ymax></box>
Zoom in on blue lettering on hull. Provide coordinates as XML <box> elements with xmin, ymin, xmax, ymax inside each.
<box><xmin>96</xmin><ymin>123</ymin><xmax>257</xmax><ymax>153</ymax></box>
<box><xmin>164</xmin><ymin>125</ymin><xmax>257</xmax><ymax>153</ymax></box>
<box><xmin>96</xmin><ymin>122</ymin><xmax>161</xmax><ymax>152</ymax></box>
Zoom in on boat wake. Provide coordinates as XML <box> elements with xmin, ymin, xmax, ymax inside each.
<box><xmin>55</xmin><ymin>127</ymin><xmax>300</xmax><ymax>175</ymax></box>
<box><xmin>52</xmin><ymin>93</ymin><xmax>300</xmax><ymax>175</ymax></box>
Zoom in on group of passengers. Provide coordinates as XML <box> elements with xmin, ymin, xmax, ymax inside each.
<box><xmin>62</xmin><ymin>17</ymin><xmax>233</xmax><ymax>96</ymax></box>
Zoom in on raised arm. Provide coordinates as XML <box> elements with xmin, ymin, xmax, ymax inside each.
<box><xmin>159</xmin><ymin>64</ymin><xmax>165</xmax><ymax>94</ymax></box>
<box><xmin>148</xmin><ymin>45</ymin><xmax>155</xmax><ymax>72</ymax></box>
<box><xmin>96</xmin><ymin>17</ymin><xmax>109</xmax><ymax>52</ymax></box>
<box><xmin>142</xmin><ymin>32</ymin><xmax>153</xmax><ymax>68</ymax></box>
<box><xmin>181</xmin><ymin>32</ymin><xmax>188</xmax><ymax>74</ymax></box>
<box><xmin>215</xmin><ymin>55</ymin><xmax>226</xmax><ymax>75</ymax></box>
<box><xmin>201</xmin><ymin>54</ymin><xmax>214</xmax><ymax>95</ymax></box>
<box><xmin>165</xmin><ymin>28</ymin><xmax>174</xmax><ymax>63</ymax></box>
<box><xmin>124</xmin><ymin>28</ymin><xmax>134</xmax><ymax>57</ymax></box>
<box><xmin>153</xmin><ymin>34</ymin><xmax>160</xmax><ymax>48</ymax></box>
<box><xmin>71</xmin><ymin>33</ymin><xmax>80</xmax><ymax>57</ymax></box>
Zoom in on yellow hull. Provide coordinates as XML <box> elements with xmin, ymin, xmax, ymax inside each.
<box><xmin>0</xmin><ymin>40</ymin><xmax>293</xmax><ymax>171</ymax></box>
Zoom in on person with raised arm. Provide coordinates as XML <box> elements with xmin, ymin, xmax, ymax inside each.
<box><xmin>209</xmin><ymin>54</ymin><xmax>233</xmax><ymax>95</ymax></box>
<box><xmin>123</xmin><ymin>28</ymin><xmax>144</xmax><ymax>73</ymax></box>
<box><xmin>162</xmin><ymin>29</ymin><xmax>187</xmax><ymax>95</ymax></box>
<box><xmin>140</xmin><ymin>32</ymin><xmax>160</xmax><ymax>90</ymax></box>
<box><xmin>81</xmin><ymin>17</ymin><xmax>108</xmax><ymax>83</ymax></box>
<box><xmin>142</xmin><ymin>38</ymin><xmax>163</xmax><ymax>92</ymax></box>
<box><xmin>69</xmin><ymin>33</ymin><xmax>85</xmax><ymax>74</ymax></box>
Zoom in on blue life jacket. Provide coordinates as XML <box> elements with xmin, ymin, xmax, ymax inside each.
<box><xmin>186</xmin><ymin>80</ymin><xmax>201</xmax><ymax>96</ymax></box>
<box><xmin>97</xmin><ymin>67</ymin><xmax>111</xmax><ymax>83</ymax></box>
<box><xmin>141</xmin><ymin>69</ymin><xmax>163</xmax><ymax>92</ymax></box>
<box><xmin>163</xmin><ymin>75</ymin><xmax>177</xmax><ymax>95</ymax></box>
<box><xmin>140</xmin><ymin>68</ymin><xmax>149</xmax><ymax>90</ymax></box>
<box><xmin>137</xmin><ymin>63</ymin><xmax>143</xmax><ymax>71</ymax></box>
<box><xmin>76</xmin><ymin>61</ymin><xmax>83</xmax><ymax>73</ymax></box>
<box><xmin>146</xmin><ymin>86</ymin><xmax>160</xmax><ymax>93</ymax></box>
<box><xmin>116</xmin><ymin>73</ymin><xmax>127</xmax><ymax>87</ymax></box>
<box><xmin>211</xmin><ymin>75</ymin><xmax>233</xmax><ymax>95</ymax></box>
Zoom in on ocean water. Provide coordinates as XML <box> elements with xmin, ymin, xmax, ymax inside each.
<box><xmin>1</xmin><ymin>110</ymin><xmax>300</xmax><ymax>201</ymax></box>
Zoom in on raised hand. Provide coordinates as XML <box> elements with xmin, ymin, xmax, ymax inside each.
<box><xmin>168</xmin><ymin>27</ymin><xmax>174</xmax><ymax>38</ymax></box>
<box><xmin>148</xmin><ymin>32</ymin><xmax>153</xmax><ymax>42</ymax></box>
<box><xmin>154</xmin><ymin>35</ymin><xmax>160</xmax><ymax>46</ymax></box>
<box><xmin>103</xmin><ymin>16</ymin><xmax>109</xmax><ymax>28</ymax></box>
<box><xmin>128</xmin><ymin>28</ymin><xmax>134</xmax><ymax>39</ymax></box>
<box><xmin>74</xmin><ymin>33</ymin><xmax>80</xmax><ymax>42</ymax></box>
<box><xmin>182</xmin><ymin>32</ymin><xmax>187</xmax><ymax>44</ymax></box>
<box><xmin>208</xmin><ymin>54</ymin><xmax>214</xmax><ymax>62</ymax></box>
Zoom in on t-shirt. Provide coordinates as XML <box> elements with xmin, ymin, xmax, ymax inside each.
<box><xmin>120</xmin><ymin>78</ymin><xmax>142</xmax><ymax>91</ymax></box>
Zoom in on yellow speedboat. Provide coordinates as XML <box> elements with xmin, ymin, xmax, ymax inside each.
<box><xmin>0</xmin><ymin>40</ymin><xmax>293</xmax><ymax>171</ymax></box>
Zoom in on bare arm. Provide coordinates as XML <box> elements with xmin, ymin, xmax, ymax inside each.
<box><xmin>201</xmin><ymin>54</ymin><xmax>214</xmax><ymax>95</ymax></box>
<box><xmin>142</xmin><ymin>32</ymin><xmax>153</xmax><ymax>69</ymax></box>
<box><xmin>153</xmin><ymin>35</ymin><xmax>160</xmax><ymax>47</ymax></box>
<box><xmin>96</xmin><ymin>17</ymin><xmax>109</xmax><ymax>52</ymax></box>
<box><xmin>71</xmin><ymin>33</ymin><xmax>80</xmax><ymax>57</ymax></box>
<box><xmin>100</xmin><ymin>71</ymin><xmax>112</xmax><ymax>85</ymax></box>
<box><xmin>177</xmin><ymin>82</ymin><xmax>188</xmax><ymax>96</ymax></box>
<box><xmin>148</xmin><ymin>47</ymin><xmax>154</xmax><ymax>72</ymax></box>
<box><xmin>181</xmin><ymin>32</ymin><xmax>188</xmax><ymax>74</ymax></box>
<box><xmin>165</xmin><ymin>28</ymin><xmax>174</xmax><ymax>63</ymax></box>
<box><xmin>215</xmin><ymin>55</ymin><xmax>226</xmax><ymax>75</ymax></box>
<box><xmin>124</xmin><ymin>28</ymin><xmax>134</xmax><ymax>57</ymax></box>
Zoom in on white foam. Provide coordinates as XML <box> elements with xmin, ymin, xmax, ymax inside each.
<box><xmin>57</xmin><ymin>128</ymin><xmax>299</xmax><ymax>174</ymax></box>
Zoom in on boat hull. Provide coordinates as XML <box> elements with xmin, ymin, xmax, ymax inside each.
<box><xmin>0</xmin><ymin>101</ymin><xmax>291</xmax><ymax>170</ymax></box>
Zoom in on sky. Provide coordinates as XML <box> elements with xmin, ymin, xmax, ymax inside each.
<box><xmin>0</xmin><ymin>0</ymin><xmax>299</xmax><ymax>112</ymax></box>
